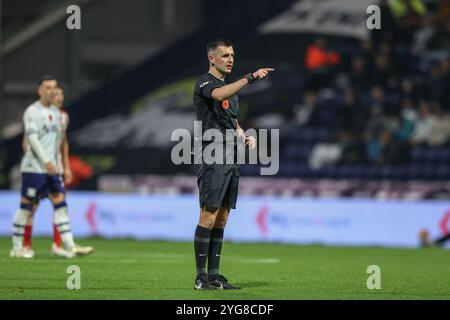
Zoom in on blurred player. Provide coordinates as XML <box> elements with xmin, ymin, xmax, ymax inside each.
<box><xmin>192</xmin><ymin>39</ymin><xmax>272</xmax><ymax>290</ymax></box>
<box><xmin>420</xmin><ymin>231</ymin><xmax>450</xmax><ymax>247</ymax></box>
<box><xmin>22</xmin><ymin>85</ymin><xmax>79</xmax><ymax>258</ymax></box>
<box><xmin>419</xmin><ymin>212</ymin><xmax>450</xmax><ymax>247</ymax></box>
<box><xmin>10</xmin><ymin>76</ymin><xmax>93</xmax><ymax>259</ymax></box>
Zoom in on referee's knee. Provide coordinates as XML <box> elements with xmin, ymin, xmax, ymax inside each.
<box><xmin>213</xmin><ymin>219</ymin><xmax>227</xmax><ymax>229</ymax></box>
<box><xmin>199</xmin><ymin>207</ymin><xmax>219</xmax><ymax>229</ymax></box>
<box><xmin>198</xmin><ymin>220</ymin><xmax>215</xmax><ymax>229</ymax></box>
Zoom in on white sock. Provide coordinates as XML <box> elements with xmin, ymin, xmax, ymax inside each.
<box><xmin>53</xmin><ymin>206</ymin><xmax>75</xmax><ymax>250</ymax></box>
<box><xmin>26</xmin><ymin>214</ymin><xmax>33</xmax><ymax>227</ymax></box>
<box><xmin>12</xmin><ymin>208</ymin><xmax>31</xmax><ymax>250</ymax></box>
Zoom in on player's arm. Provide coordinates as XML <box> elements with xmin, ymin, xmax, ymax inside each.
<box><xmin>61</xmin><ymin>133</ymin><xmax>73</xmax><ymax>184</ymax></box>
<box><xmin>22</xmin><ymin>136</ymin><xmax>28</xmax><ymax>153</ymax></box>
<box><xmin>27</xmin><ymin>134</ymin><xmax>57</xmax><ymax>175</ymax></box>
<box><xmin>210</xmin><ymin>68</ymin><xmax>274</xmax><ymax>101</ymax></box>
<box><xmin>23</xmin><ymin>109</ymin><xmax>57</xmax><ymax>175</ymax></box>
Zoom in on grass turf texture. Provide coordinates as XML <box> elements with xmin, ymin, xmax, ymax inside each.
<box><xmin>0</xmin><ymin>237</ymin><xmax>449</xmax><ymax>299</ymax></box>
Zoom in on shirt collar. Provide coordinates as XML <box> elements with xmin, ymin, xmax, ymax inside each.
<box><xmin>208</xmin><ymin>72</ymin><xmax>226</xmax><ymax>83</ymax></box>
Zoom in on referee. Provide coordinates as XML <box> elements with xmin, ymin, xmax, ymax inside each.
<box><xmin>192</xmin><ymin>39</ymin><xmax>274</xmax><ymax>290</ymax></box>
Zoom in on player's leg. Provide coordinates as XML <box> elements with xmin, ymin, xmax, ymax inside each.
<box><xmin>11</xmin><ymin>172</ymin><xmax>46</xmax><ymax>258</ymax></box>
<box><xmin>48</xmin><ymin>191</ymin><xmax>73</xmax><ymax>258</ymax></box>
<box><xmin>434</xmin><ymin>233</ymin><xmax>450</xmax><ymax>247</ymax></box>
<box><xmin>11</xmin><ymin>197</ymin><xmax>36</xmax><ymax>258</ymax></box>
<box><xmin>48</xmin><ymin>192</ymin><xmax>94</xmax><ymax>257</ymax></box>
<box><xmin>52</xmin><ymin>222</ymin><xmax>63</xmax><ymax>248</ymax></box>
<box><xmin>48</xmin><ymin>174</ymin><xmax>94</xmax><ymax>257</ymax></box>
<box><xmin>49</xmin><ymin>192</ymin><xmax>75</xmax><ymax>249</ymax></box>
<box><xmin>51</xmin><ymin>193</ymin><xmax>63</xmax><ymax>250</ymax></box>
<box><xmin>194</xmin><ymin>206</ymin><xmax>218</xmax><ymax>290</ymax></box>
<box><xmin>51</xmin><ymin>175</ymin><xmax>63</xmax><ymax>249</ymax></box>
<box><xmin>23</xmin><ymin>204</ymin><xmax>38</xmax><ymax>250</ymax></box>
<box><xmin>49</xmin><ymin>173</ymin><xmax>65</xmax><ymax>252</ymax></box>
<box><xmin>419</xmin><ymin>229</ymin><xmax>450</xmax><ymax>248</ymax></box>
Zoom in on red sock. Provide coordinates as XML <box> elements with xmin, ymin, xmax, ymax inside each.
<box><xmin>53</xmin><ymin>224</ymin><xmax>62</xmax><ymax>247</ymax></box>
<box><xmin>23</xmin><ymin>225</ymin><xmax>32</xmax><ymax>247</ymax></box>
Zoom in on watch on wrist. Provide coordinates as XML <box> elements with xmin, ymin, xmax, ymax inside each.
<box><xmin>245</xmin><ymin>73</ymin><xmax>256</xmax><ymax>84</ymax></box>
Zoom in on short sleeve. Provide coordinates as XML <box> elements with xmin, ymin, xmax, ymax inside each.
<box><xmin>196</xmin><ymin>79</ymin><xmax>221</xmax><ymax>99</ymax></box>
<box><xmin>23</xmin><ymin>108</ymin><xmax>38</xmax><ymax>135</ymax></box>
<box><xmin>61</xmin><ymin>111</ymin><xmax>70</xmax><ymax>131</ymax></box>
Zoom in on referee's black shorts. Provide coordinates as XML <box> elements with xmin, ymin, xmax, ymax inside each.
<box><xmin>197</xmin><ymin>164</ymin><xmax>240</xmax><ymax>210</ymax></box>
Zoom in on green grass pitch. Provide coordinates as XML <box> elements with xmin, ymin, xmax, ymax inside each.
<box><xmin>0</xmin><ymin>237</ymin><xmax>449</xmax><ymax>299</ymax></box>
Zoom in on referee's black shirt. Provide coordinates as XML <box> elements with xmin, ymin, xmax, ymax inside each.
<box><xmin>193</xmin><ymin>72</ymin><xmax>239</xmax><ymax>136</ymax></box>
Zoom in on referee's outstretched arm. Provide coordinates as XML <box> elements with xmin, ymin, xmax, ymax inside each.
<box><xmin>210</xmin><ymin>68</ymin><xmax>274</xmax><ymax>101</ymax></box>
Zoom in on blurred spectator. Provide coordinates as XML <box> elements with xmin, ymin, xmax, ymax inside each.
<box><xmin>400</xmin><ymin>78</ymin><xmax>419</xmax><ymax>102</ymax></box>
<box><xmin>364</xmin><ymin>105</ymin><xmax>392</xmax><ymax>143</ymax></box>
<box><xmin>376</xmin><ymin>131</ymin><xmax>409</xmax><ymax>165</ymax></box>
<box><xmin>366</xmin><ymin>133</ymin><xmax>382</xmax><ymax>163</ymax></box>
<box><xmin>335</xmin><ymin>88</ymin><xmax>366</xmax><ymax>135</ymax></box>
<box><xmin>360</xmin><ymin>39</ymin><xmax>375</xmax><ymax>68</ymax></box>
<box><xmin>364</xmin><ymin>104</ymin><xmax>392</xmax><ymax>162</ymax></box>
<box><xmin>427</xmin><ymin>64</ymin><xmax>445</xmax><ymax>102</ymax></box>
<box><xmin>371</xmin><ymin>53</ymin><xmax>395</xmax><ymax>89</ymax></box>
<box><xmin>412</xmin><ymin>15</ymin><xmax>438</xmax><ymax>53</ymax></box>
<box><xmin>305</xmin><ymin>37</ymin><xmax>340</xmax><ymax>70</ymax></box>
<box><xmin>348</xmin><ymin>56</ymin><xmax>369</xmax><ymax>96</ymax></box>
<box><xmin>438</xmin><ymin>59</ymin><xmax>450</xmax><ymax>110</ymax></box>
<box><xmin>66</xmin><ymin>155</ymin><xmax>94</xmax><ymax>189</ymax></box>
<box><xmin>309</xmin><ymin>143</ymin><xmax>342</xmax><ymax>169</ymax></box>
<box><xmin>338</xmin><ymin>130</ymin><xmax>364</xmax><ymax>165</ymax></box>
<box><xmin>293</xmin><ymin>91</ymin><xmax>319</xmax><ymax>127</ymax></box>
<box><xmin>305</xmin><ymin>37</ymin><xmax>340</xmax><ymax>90</ymax></box>
<box><xmin>366</xmin><ymin>85</ymin><xmax>393</xmax><ymax>115</ymax></box>
<box><xmin>411</xmin><ymin>101</ymin><xmax>433</xmax><ymax>145</ymax></box>
<box><xmin>394</xmin><ymin>98</ymin><xmax>416</xmax><ymax>142</ymax></box>
<box><xmin>427</xmin><ymin>105</ymin><xmax>450</xmax><ymax>146</ymax></box>
<box><xmin>388</xmin><ymin>0</ymin><xmax>427</xmax><ymax>26</ymax></box>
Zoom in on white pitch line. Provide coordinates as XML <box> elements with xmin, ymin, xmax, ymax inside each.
<box><xmin>0</xmin><ymin>254</ymin><xmax>281</xmax><ymax>264</ymax></box>
<box><xmin>239</xmin><ymin>258</ymin><xmax>280</xmax><ymax>264</ymax></box>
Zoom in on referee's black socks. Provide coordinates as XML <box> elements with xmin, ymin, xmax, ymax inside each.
<box><xmin>208</xmin><ymin>228</ymin><xmax>224</xmax><ymax>277</ymax></box>
<box><xmin>194</xmin><ymin>225</ymin><xmax>211</xmax><ymax>276</ymax></box>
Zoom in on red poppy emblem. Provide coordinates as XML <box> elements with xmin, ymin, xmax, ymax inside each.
<box><xmin>49</xmin><ymin>115</ymin><xmax>53</xmax><ymax>121</ymax></box>
<box><xmin>222</xmin><ymin>100</ymin><xmax>230</xmax><ymax>109</ymax></box>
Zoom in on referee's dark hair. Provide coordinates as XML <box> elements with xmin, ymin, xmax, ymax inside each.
<box><xmin>37</xmin><ymin>75</ymin><xmax>57</xmax><ymax>86</ymax></box>
<box><xmin>206</xmin><ymin>39</ymin><xmax>233</xmax><ymax>54</ymax></box>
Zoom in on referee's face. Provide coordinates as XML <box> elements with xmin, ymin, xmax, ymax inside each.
<box><xmin>210</xmin><ymin>45</ymin><xmax>234</xmax><ymax>75</ymax></box>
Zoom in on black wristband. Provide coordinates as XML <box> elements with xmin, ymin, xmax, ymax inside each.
<box><xmin>244</xmin><ymin>73</ymin><xmax>256</xmax><ymax>84</ymax></box>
